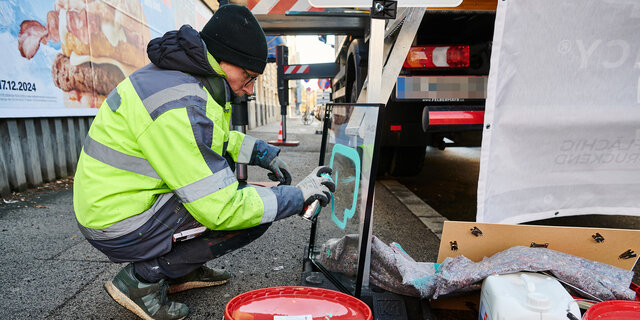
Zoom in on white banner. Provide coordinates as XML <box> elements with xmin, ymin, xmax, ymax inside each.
<box><xmin>477</xmin><ymin>0</ymin><xmax>640</xmax><ymax>223</ymax></box>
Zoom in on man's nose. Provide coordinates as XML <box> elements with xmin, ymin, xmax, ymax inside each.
<box><xmin>244</xmin><ymin>81</ymin><xmax>255</xmax><ymax>95</ymax></box>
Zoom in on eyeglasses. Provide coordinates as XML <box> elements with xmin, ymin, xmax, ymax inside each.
<box><xmin>242</xmin><ymin>68</ymin><xmax>258</xmax><ymax>87</ymax></box>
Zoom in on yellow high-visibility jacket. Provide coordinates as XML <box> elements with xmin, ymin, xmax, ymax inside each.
<box><xmin>74</xmin><ymin>25</ymin><xmax>301</xmax><ymax>240</ymax></box>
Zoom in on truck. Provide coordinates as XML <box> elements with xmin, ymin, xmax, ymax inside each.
<box><xmin>331</xmin><ymin>0</ymin><xmax>497</xmax><ymax>176</ymax></box>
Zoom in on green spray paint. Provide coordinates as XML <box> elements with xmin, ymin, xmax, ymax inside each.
<box><xmin>329</xmin><ymin>144</ymin><xmax>361</xmax><ymax>230</ymax></box>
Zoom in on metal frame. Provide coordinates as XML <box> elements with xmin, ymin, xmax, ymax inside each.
<box><xmin>280</xmin><ymin>63</ymin><xmax>340</xmax><ymax>81</ymax></box>
<box><xmin>371</xmin><ymin>0</ymin><xmax>398</xmax><ymax>19</ymax></box>
<box><xmin>307</xmin><ymin>102</ymin><xmax>385</xmax><ymax>298</ymax></box>
<box><xmin>274</xmin><ymin>45</ymin><xmax>340</xmax><ymax>146</ymax></box>
<box><xmin>258</xmin><ymin>13</ymin><xmax>368</xmax><ymax>36</ymax></box>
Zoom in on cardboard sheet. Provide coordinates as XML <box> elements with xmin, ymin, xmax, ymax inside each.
<box><xmin>431</xmin><ymin>221</ymin><xmax>640</xmax><ymax>310</ymax></box>
<box><xmin>437</xmin><ymin>221</ymin><xmax>640</xmax><ymax>270</ymax></box>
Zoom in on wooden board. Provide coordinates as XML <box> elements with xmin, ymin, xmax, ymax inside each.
<box><xmin>38</xmin><ymin>119</ymin><xmax>56</xmax><ymax>182</ymax></box>
<box><xmin>6</xmin><ymin>120</ymin><xmax>27</xmax><ymax>191</ymax></box>
<box><xmin>53</xmin><ymin>119</ymin><xmax>68</xmax><ymax>178</ymax></box>
<box><xmin>24</xmin><ymin>119</ymin><xmax>43</xmax><ymax>187</ymax></box>
<box><xmin>437</xmin><ymin>221</ymin><xmax>640</xmax><ymax>270</ymax></box>
<box><xmin>247</xmin><ymin>181</ymin><xmax>280</xmax><ymax>187</ymax></box>
<box><xmin>431</xmin><ymin>0</ymin><xmax>497</xmax><ymax>11</ymax></box>
<box><xmin>65</xmin><ymin>118</ymin><xmax>78</xmax><ymax>172</ymax></box>
<box><xmin>0</xmin><ymin>140</ymin><xmax>9</xmax><ymax>196</ymax></box>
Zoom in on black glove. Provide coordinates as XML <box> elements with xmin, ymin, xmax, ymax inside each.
<box><xmin>251</xmin><ymin>140</ymin><xmax>292</xmax><ymax>185</ymax></box>
<box><xmin>266</xmin><ymin>157</ymin><xmax>292</xmax><ymax>185</ymax></box>
<box><xmin>296</xmin><ymin>166</ymin><xmax>336</xmax><ymax>207</ymax></box>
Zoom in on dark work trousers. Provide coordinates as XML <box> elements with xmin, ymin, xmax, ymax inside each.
<box><xmin>87</xmin><ymin>195</ymin><xmax>271</xmax><ymax>283</ymax></box>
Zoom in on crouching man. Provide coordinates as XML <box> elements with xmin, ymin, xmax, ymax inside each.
<box><xmin>73</xmin><ymin>5</ymin><xmax>334</xmax><ymax>319</ymax></box>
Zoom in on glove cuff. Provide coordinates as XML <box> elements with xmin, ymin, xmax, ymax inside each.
<box><xmin>272</xmin><ymin>185</ymin><xmax>304</xmax><ymax>221</ymax></box>
<box><xmin>250</xmin><ymin>140</ymin><xmax>280</xmax><ymax>167</ymax></box>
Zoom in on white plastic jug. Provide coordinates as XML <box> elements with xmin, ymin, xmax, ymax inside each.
<box><xmin>478</xmin><ymin>272</ymin><xmax>580</xmax><ymax>320</ymax></box>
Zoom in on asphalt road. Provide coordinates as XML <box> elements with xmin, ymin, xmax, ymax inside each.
<box><xmin>397</xmin><ymin>146</ymin><xmax>640</xmax><ymax>283</ymax></box>
<box><xmin>0</xmin><ymin>117</ymin><xmax>441</xmax><ymax>319</ymax></box>
<box><xmin>3</xmin><ymin>118</ymin><xmax>635</xmax><ymax>319</ymax></box>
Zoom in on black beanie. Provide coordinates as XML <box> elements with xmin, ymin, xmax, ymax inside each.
<box><xmin>200</xmin><ymin>5</ymin><xmax>267</xmax><ymax>74</ymax></box>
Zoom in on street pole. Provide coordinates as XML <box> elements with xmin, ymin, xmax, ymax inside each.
<box><xmin>232</xmin><ymin>95</ymin><xmax>249</xmax><ymax>184</ymax></box>
<box><xmin>270</xmin><ymin>45</ymin><xmax>300</xmax><ymax>146</ymax></box>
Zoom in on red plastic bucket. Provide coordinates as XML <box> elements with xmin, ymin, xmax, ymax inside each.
<box><xmin>632</xmin><ymin>282</ymin><xmax>640</xmax><ymax>301</ymax></box>
<box><xmin>582</xmin><ymin>300</ymin><xmax>640</xmax><ymax>319</ymax></box>
<box><xmin>225</xmin><ymin>286</ymin><xmax>372</xmax><ymax>320</ymax></box>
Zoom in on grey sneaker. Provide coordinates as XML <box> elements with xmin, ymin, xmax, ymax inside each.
<box><xmin>167</xmin><ymin>266</ymin><xmax>231</xmax><ymax>294</ymax></box>
<box><xmin>104</xmin><ymin>264</ymin><xmax>189</xmax><ymax>320</ymax></box>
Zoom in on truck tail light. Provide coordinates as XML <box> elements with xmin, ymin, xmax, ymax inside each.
<box><xmin>403</xmin><ymin>45</ymin><xmax>470</xmax><ymax>69</ymax></box>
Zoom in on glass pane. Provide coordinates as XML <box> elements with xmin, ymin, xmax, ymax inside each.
<box><xmin>311</xmin><ymin>103</ymin><xmax>381</xmax><ymax>295</ymax></box>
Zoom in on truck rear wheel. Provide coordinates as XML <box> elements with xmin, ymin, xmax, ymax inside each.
<box><xmin>350</xmin><ymin>79</ymin><xmax>359</xmax><ymax>103</ymax></box>
<box><xmin>389</xmin><ymin>146</ymin><xmax>426</xmax><ymax>176</ymax></box>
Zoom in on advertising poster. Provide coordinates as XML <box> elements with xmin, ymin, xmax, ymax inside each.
<box><xmin>0</xmin><ymin>0</ymin><xmax>212</xmax><ymax>118</ymax></box>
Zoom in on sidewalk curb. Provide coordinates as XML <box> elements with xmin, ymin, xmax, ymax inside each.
<box><xmin>379</xmin><ymin>180</ymin><xmax>447</xmax><ymax>239</ymax></box>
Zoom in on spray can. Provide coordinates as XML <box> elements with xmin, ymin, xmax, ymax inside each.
<box><xmin>300</xmin><ymin>200</ymin><xmax>321</xmax><ymax>221</ymax></box>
